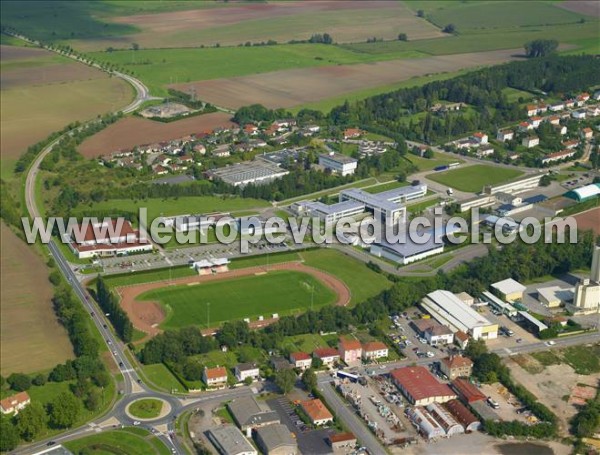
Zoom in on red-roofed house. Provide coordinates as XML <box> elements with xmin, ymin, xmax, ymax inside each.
<box><xmin>203</xmin><ymin>366</ymin><xmax>228</xmax><ymax>388</ymax></box>
<box><xmin>541</xmin><ymin>149</ymin><xmax>577</xmax><ymax>164</ymax></box>
<box><xmin>529</xmin><ymin>116</ymin><xmax>543</xmax><ymax>128</ymax></box>
<box><xmin>577</xmin><ymin>92</ymin><xmax>590</xmax><ymax>103</ymax></box>
<box><xmin>339</xmin><ymin>338</ymin><xmax>362</xmax><ymax>365</ymax></box>
<box><xmin>526</xmin><ymin>104</ymin><xmax>538</xmax><ymax>117</ymax></box>
<box><xmin>290</xmin><ymin>352</ymin><xmax>312</xmax><ymax>370</ymax></box>
<box><xmin>563</xmin><ymin>139</ymin><xmax>580</xmax><ymax>149</ymax></box>
<box><xmin>0</xmin><ymin>392</ymin><xmax>30</xmax><ymax>415</ymax></box>
<box><xmin>390</xmin><ymin>366</ymin><xmax>456</xmax><ymax>406</ymax></box>
<box><xmin>581</xmin><ymin>127</ymin><xmax>593</xmax><ymax>140</ymax></box>
<box><xmin>362</xmin><ymin>341</ymin><xmax>389</xmax><ymax>361</ymax></box>
<box><xmin>454</xmin><ymin>331</ymin><xmax>470</xmax><ymax>349</ymax></box>
<box><xmin>313</xmin><ymin>348</ymin><xmax>340</xmax><ymax>366</ymax></box>
<box><xmin>300</xmin><ymin>399</ymin><xmax>333</xmax><ymax>426</ymax></box>
<box><xmin>244</xmin><ymin>124</ymin><xmax>258</xmax><ymax>135</ymax></box>
<box><xmin>451</xmin><ymin>378</ymin><xmax>486</xmax><ymax>404</ymax></box>
<box><xmin>343</xmin><ymin>128</ymin><xmax>362</xmax><ymax>140</ymax></box>
<box><xmin>471</xmin><ymin>132</ymin><xmax>488</xmax><ymax>144</ymax></box>
<box><xmin>439</xmin><ymin>356</ymin><xmax>473</xmax><ymax>380</ymax></box>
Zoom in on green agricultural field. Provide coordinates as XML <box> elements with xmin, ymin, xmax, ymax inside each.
<box><xmin>427</xmin><ymin>164</ymin><xmax>523</xmax><ymax>193</ymax></box>
<box><xmin>74</xmin><ymin>196</ymin><xmax>270</xmax><ymax>221</ymax></box>
<box><xmin>65</xmin><ymin>429</ymin><xmax>171</xmax><ymax>455</ymax></box>
<box><xmin>300</xmin><ymin>249</ymin><xmax>392</xmax><ymax>305</ymax></box>
<box><xmin>128</xmin><ymin>398</ymin><xmax>163</xmax><ymax>419</ymax></box>
<box><xmin>409</xmin><ymin>1</ymin><xmax>587</xmax><ymax>30</ymax></box>
<box><xmin>138</xmin><ymin>270</ymin><xmax>337</xmax><ymax>329</ymax></box>
<box><xmin>90</xmin><ymin>44</ymin><xmax>393</xmax><ymax>96</ymax></box>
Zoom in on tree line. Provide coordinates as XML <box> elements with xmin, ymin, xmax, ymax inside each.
<box><xmin>95</xmin><ymin>276</ymin><xmax>134</xmax><ymax>343</ymax></box>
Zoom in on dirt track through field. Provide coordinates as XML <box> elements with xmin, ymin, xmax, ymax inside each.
<box><xmin>171</xmin><ymin>48</ymin><xmax>522</xmax><ymax>109</ymax></box>
<box><xmin>116</xmin><ymin>262</ymin><xmax>350</xmax><ymax>341</ymax></box>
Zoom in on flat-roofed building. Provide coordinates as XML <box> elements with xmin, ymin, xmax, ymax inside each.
<box><xmin>254</xmin><ymin>424</ymin><xmax>297</xmax><ymax>455</ymax></box>
<box><xmin>370</xmin><ymin>235</ymin><xmax>445</xmax><ymax>266</ymax></box>
<box><xmin>208</xmin><ymin>426</ymin><xmax>257</xmax><ymax>455</ymax></box>
<box><xmin>421</xmin><ymin>290</ymin><xmax>498</xmax><ymax>340</ymax></box>
<box><xmin>318</xmin><ymin>152</ymin><xmax>358</xmax><ymax>176</ymax></box>
<box><xmin>390</xmin><ymin>366</ymin><xmax>456</xmax><ymax>406</ymax></box>
<box><xmin>207</xmin><ymin>161</ymin><xmax>289</xmax><ymax>187</ymax></box>
<box><xmin>491</xmin><ymin>278</ymin><xmax>526</xmax><ymax>302</ymax></box>
<box><xmin>228</xmin><ymin>396</ymin><xmax>280</xmax><ymax>433</ymax></box>
<box><xmin>340</xmin><ymin>185</ymin><xmax>427</xmax><ymax>225</ymax></box>
<box><xmin>293</xmin><ymin>199</ymin><xmax>364</xmax><ymax>224</ymax></box>
<box><xmin>537</xmin><ymin>286</ymin><xmax>574</xmax><ymax>308</ymax></box>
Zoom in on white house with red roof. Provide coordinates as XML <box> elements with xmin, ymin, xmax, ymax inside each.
<box><xmin>362</xmin><ymin>341</ymin><xmax>389</xmax><ymax>360</ymax></box>
<box><xmin>470</xmin><ymin>132</ymin><xmax>488</xmax><ymax>144</ymax></box>
<box><xmin>289</xmin><ymin>352</ymin><xmax>312</xmax><ymax>370</ymax></box>
<box><xmin>203</xmin><ymin>366</ymin><xmax>228</xmax><ymax>388</ymax></box>
<box><xmin>0</xmin><ymin>392</ymin><xmax>30</xmax><ymax>415</ymax></box>
<box><xmin>313</xmin><ymin>347</ymin><xmax>340</xmax><ymax>366</ymax></box>
<box><xmin>581</xmin><ymin>128</ymin><xmax>593</xmax><ymax>140</ymax></box>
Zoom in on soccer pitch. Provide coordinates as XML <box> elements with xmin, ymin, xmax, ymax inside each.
<box><xmin>138</xmin><ymin>270</ymin><xmax>336</xmax><ymax>329</ymax></box>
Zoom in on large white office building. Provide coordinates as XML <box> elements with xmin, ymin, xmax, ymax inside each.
<box><xmin>318</xmin><ymin>152</ymin><xmax>358</xmax><ymax>176</ymax></box>
<box><xmin>421</xmin><ymin>290</ymin><xmax>498</xmax><ymax>340</ymax></box>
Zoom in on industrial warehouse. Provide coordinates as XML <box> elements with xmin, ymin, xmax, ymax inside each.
<box><xmin>420</xmin><ymin>290</ymin><xmax>499</xmax><ymax>340</ymax></box>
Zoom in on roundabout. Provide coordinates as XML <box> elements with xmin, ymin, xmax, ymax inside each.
<box><xmin>125</xmin><ymin>397</ymin><xmax>172</xmax><ymax>422</ymax></box>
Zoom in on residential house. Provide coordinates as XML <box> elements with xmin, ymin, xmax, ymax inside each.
<box><xmin>452</xmin><ymin>332</ymin><xmax>469</xmax><ymax>350</ymax></box>
<box><xmin>0</xmin><ymin>392</ymin><xmax>30</xmax><ymax>415</ymax></box>
<box><xmin>203</xmin><ymin>366</ymin><xmax>228</xmax><ymax>388</ymax></box>
<box><xmin>525</xmin><ymin>104</ymin><xmax>538</xmax><ymax>116</ymax></box>
<box><xmin>549</xmin><ymin>102</ymin><xmax>564</xmax><ymax>112</ymax></box>
<box><xmin>562</xmin><ymin>139</ymin><xmax>580</xmax><ymax>150</ymax></box>
<box><xmin>234</xmin><ymin>363</ymin><xmax>260</xmax><ymax>383</ymax></box>
<box><xmin>300</xmin><ymin>399</ymin><xmax>333</xmax><ymax>426</ymax></box>
<box><xmin>541</xmin><ymin>149</ymin><xmax>577</xmax><ymax>164</ymax></box>
<box><xmin>593</xmin><ymin>90</ymin><xmax>600</xmax><ymax>101</ymax></box>
<box><xmin>496</xmin><ymin>129</ymin><xmax>514</xmax><ymax>142</ymax></box>
<box><xmin>588</xmin><ymin>106</ymin><xmax>600</xmax><ymax>117</ymax></box>
<box><xmin>339</xmin><ymin>338</ymin><xmax>362</xmax><ymax>365</ymax></box>
<box><xmin>244</xmin><ymin>124</ymin><xmax>258</xmax><ymax>135</ymax></box>
<box><xmin>313</xmin><ymin>347</ymin><xmax>340</xmax><ymax>367</ymax></box>
<box><xmin>475</xmin><ymin>145</ymin><xmax>494</xmax><ymax>158</ymax></box>
<box><xmin>471</xmin><ymin>132</ymin><xmax>488</xmax><ymax>144</ymax></box>
<box><xmin>581</xmin><ymin>127</ymin><xmax>593</xmax><ymax>140</ymax></box>
<box><xmin>439</xmin><ymin>356</ymin><xmax>473</xmax><ymax>380</ymax></box>
<box><xmin>572</xmin><ymin>110</ymin><xmax>586</xmax><ymax>120</ymax></box>
<box><xmin>193</xmin><ymin>143</ymin><xmax>207</xmax><ymax>154</ymax></box>
<box><xmin>362</xmin><ymin>341</ymin><xmax>389</xmax><ymax>361</ymax></box>
<box><xmin>270</xmin><ymin>357</ymin><xmax>293</xmax><ymax>372</ymax></box>
<box><xmin>343</xmin><ymin>128</ymin><xmax>362</xmax><ymax>140</ymax></box>
<box><xmin>518</xmin><ymin>121</ymin><xmax>534</xmax><ymax>133</ymax></box>
<box><xmin>565</xmin><ymin>99</ymin><xmax>576</xmax><ymax>109</ymax></box>
<box><xmin>546</xmin><ymin>115</ymin><xmax>561</xmax><ymax>126</ymax></box>
<box><xmin>554</xmin><ymin>124</ymin><xmax>568</xmax><ymax>135</ymax></box>
<box><xmin>577</xmin><ymin>92</ymin><xmax>590</xmax><ymax>104</ymax></box>
<box><xmin>289</xmin><ymin>352</ymin><xmax>312</xmax><ymax>371</ymax></box>
<box><xmin>522</xmin><ymin>136</ymin><xmax>539</xmax><ymax>148</ymax></box>
<box><xmin>529</xmin><ymin>116</ymin><xmax>543</xmax><ymax>128</ymax></box>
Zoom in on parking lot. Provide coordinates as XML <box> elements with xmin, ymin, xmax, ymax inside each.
<box><xmin>479</xmin><ymin>382</ymin><xmax>534</xmax><ymax>424</ymax></box>
<box><xmin>386</xmin><ymin>312</ymin><xmax>453</xmax><ymax>362</ymax></box>
<box><xmin>90</xmin><ymin>237</ymin><xmax>298</xmax><ymax>276</ymax></box>
<box><xmin>267</xmin><ymin>397</ymin><xmax>333</xmax><ymax>455</ymax></box>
